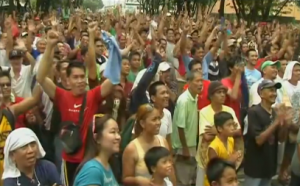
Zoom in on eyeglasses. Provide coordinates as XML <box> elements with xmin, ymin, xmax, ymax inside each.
<box><xmin>0</xmin><ymin>83</ymin><xmax>11</xmax><ymax>88</ymax></box>
<box><xmin>92</xmin><ymin>114</ymin><xmax>104</xmax><ymax>133</ymax></box>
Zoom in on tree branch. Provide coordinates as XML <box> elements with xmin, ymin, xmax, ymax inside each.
<box><xmin>273</xmin><ymin>0</ymin><xmax>291</xmax><ymax>19</ymax></box>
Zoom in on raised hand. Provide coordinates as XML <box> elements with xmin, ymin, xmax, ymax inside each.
<box><xmin>47</xmin><ymin>30</ymin><xmax>59</xmax><ymax>47</ymax></box>
<box><xmin>15</xmin><ymin>38</ymin><xmax>27</xmax><ymax>51</ymax></box>
<box><xmin>88</xmin><ymin>21</ymin><xmax>98</xmax><ymax>33</ymax></box>
<box><xmin>51</xmin><ymin>16</ymin><xmax>58</xmax><ymax>27</ymax></box>
<box><xmin>182</xmin><ymin>20</ymin><xmax>190</xmax><ymax>33</ymax></box>
<box><xmin>27</xmin><ymin>20</ymin><xmax>36</xmax><ymax>32</ymax></box>
<box><xmin>4</xmin><ymin>15</ymin><xmax>12</xmax><ymax>29</ymax></box>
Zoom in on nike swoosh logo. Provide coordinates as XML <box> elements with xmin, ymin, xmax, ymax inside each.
<box><xmin>74</xmin><ymin>104</ymin><xmax>82</xmax><ymax>108</ymax></box>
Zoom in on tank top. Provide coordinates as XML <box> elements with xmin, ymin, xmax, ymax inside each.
<box><xmin>133</xmin><ymin>135</ymin><xmax>165</xmax><ymax>178</ymax></box>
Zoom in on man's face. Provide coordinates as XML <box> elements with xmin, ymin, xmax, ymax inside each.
<box><xmin>270</xmin><ymin>44</ymin><xmax>279</xmax><ymax>55</ymax></box>
<box><xmin>151</xmin><ymin>85</ymin><xmax>169</xmax><ymax>108</ymax></box>
<box><xmin>160</xmin><ymin>39</ymin><xmax>167</xmax><ymax>49</ymax></box>
<box><xmin>190</xmin><ymin>73</ymin><xmax>203</xmax><ymax>94</ymax></box>
<box><xmin>166</xmin><ymin>30</ymin><xmax>174</xmax><ymax>42</ymax></box>
<box><xmin>81</xmin><ymin>36</ymin><xmax>89</xmax><ymax>47</ymax></box>
<box><xmin>121</xmin><ymin>59</ymin><xmax>130</xmax><ymax>76</ymax></box>
<box><xmin>247</xmin><ymin>51</ymin><xmax>258</xmax><ymax>66</ymax></box>
<box><xmin>130</xmin><ymin>54</ymin><xmax>141</xmax><ymax>69</ymax></box>
<box><xmin>241</xmin><ymin>44</ymin><xmax>249</xmax><ymax>54</ymax></box>
<box><xmin>211</xmin><ymin>89</ymin><xmax>226</xmax><ymax>105</ymax></box>
<box><xmin>37</xmin><ymin>40</ymin><xmax>46</xmax><ymax>53</ymax></box>
<box><xmin>0</xmin><ymin>76</ymin><xmax>11</xmax><ymax>98</ymax></box>
<box><xmin>292</xmin><ymin>64</ymin><xmax>300</xmax><ymax>81</ymax></box>
<box><xmin>260</xmin><ymin>87</ymin><xmax>277</xmax><ymax>104</ymax></box>
<box><xmin>57</xmin><ymin>43</ymin><xmax>65</xmax><ymax>54</ymax></box>
<box><xmin>67</xmin><ymin>67</ymin><xmax>86</xmax><ymax>95</ymax></box>
<box><xmin>10</xmin><ymin>57</ymin><xmax>23</xmax><ymax>68</ymax></box>
<box><xmin>95</xmin><ymin>41</ymin><xmax>105</xmax><ymax>55</ymax></box>
<box><xmin>193</xmin><ymin>48</ymin><xmax>204</xmax><ymax>61</ymax></box>
<box><xmin>191</xmin><ymin>63</ymin><xmax>202</xmax><ymax>73</ymax></box>
<box><xmin>263</xmin><ymin>65</ymin><xmax>278</xmax><ymax>80</ymax></box>
<box><xmin>160</xmin><ymin>69</ymin><xmax>171</xmax><ymax>84</ymax></box>
<box><xmin>191</xmin><ymin>32</ymin><xmax>198</xmax><ymax>42</ymax></box>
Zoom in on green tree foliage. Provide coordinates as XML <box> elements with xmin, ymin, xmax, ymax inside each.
<box><xmin>82</xmin><ymin>0</ymin><xmax>104</xmax><ymax>12</ymax></box>
<box><xmin>136</xmin><ymin>0</ymin><xmax>293</xmax><ymax>23</ymax></box>
<box><xmin>231</xmin><ymin>0</ymin><xmax>292</xmax><ymax>23</ymax></box>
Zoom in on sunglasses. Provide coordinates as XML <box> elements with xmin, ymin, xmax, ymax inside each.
<box><xmin>0</xmin><ymin>83</ymin><xmax>11</xmax><ymax>88</ymax></box>
<box><xmin>92</xmin><ymin>114</ymin><xmax>105</xmax><ymax>133</ymax></box>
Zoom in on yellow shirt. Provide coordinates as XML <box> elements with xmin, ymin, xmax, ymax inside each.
<box><xmin>0</xmin><ymin>115</ymin><xmax>13</xmax><ymax>179</ymax></box>
<box><xmin>204</xmin><ymin>136</ymin><xmax>234</xmax><ymax>186</ymax></box>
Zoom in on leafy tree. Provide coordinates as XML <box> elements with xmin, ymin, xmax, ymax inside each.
<box><xmin>231</xmin><ymin>0</ymin><xmax>292</xmax><ymax>24</ymax></box>
<box><xmin>82</xmin><ymin>0</ymin><xmax>104</xmax><ymax>12</ymax></box>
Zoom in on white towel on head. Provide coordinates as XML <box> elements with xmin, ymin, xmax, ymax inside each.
<box><xmin>283</xmin><ymin>61</ymin><xmax>300</xmax><ymax>81</ymax></box>
<box><xmin>2</xmin><ymin>128</ymin><xmax>46</xmax><ymax>180</ymax></box>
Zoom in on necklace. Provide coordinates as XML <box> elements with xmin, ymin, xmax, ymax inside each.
<box><xmin>17</xmin><ymin>169</ymin><xmax>40</xmax><ymax>186</ymax></box>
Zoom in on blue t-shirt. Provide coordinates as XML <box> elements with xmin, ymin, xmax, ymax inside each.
<box><xmin>31</xmin><ymin>49</ymin><xmax>40</xmax><ymax>59</ymax></box>
<box><xmin>182</xmin><ymin>51</ymin><xmax>212</xmax><ymax>80</ymax></box>
<box><xmin>74</xmin><ymin>159</ymin><xmax>118</xmax><ymax>186</ymax></box>
<box><xmin>245</xmin><ymin>67</ymin><xmax>262</xmax><ymax>89</ymax></box>
<box><xmin>3</xmin><ymin>160</ymin><xmax>61</xmax><ymax>186</ymax></box>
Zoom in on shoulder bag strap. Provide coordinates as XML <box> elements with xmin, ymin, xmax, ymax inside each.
<box><xmin>2</xmin><ymin>108</ymin><xmax>15</xmax><ymax>130</ymax></box>
<box><xmin>78</xmin><ymin>93</ymin><xmax>87</xmax><ymax>127</ymax></box>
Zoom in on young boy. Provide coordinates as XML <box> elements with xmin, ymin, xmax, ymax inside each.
<box><xmin>206</xmin><ymin>157</ymin><xmax>238</xmax><ymax>186</ymax></box>
<box><xmin>144</xmin><ymin>146</ymin><xmax>173</xmax><ymax>186</ymax></box>
<box><xmin>204</xmin><ymin>111</ymin><xmax>241</xmax><ymax>186</ymax></box>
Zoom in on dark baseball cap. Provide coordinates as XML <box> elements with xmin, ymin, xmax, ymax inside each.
<box><xmin>9</xmin><ymin>49</ymin><xmax>24</xmax><ymax>59</ymax></box>
<box><xmin>257</xmin><ymin>79</ymin><xmax>281</xmax><ymax>94</ymax></box>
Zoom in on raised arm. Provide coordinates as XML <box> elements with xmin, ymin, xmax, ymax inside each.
<box><xmin>35</xmin><ymin>31</ymin><xmax>58</xmax><ymax>100</ymax></box>
<box><xmin>86</xmin><ymin>22</ymin><xmax>98</xmax><ymax>80</ymax></box>
<box><xmin>9</xmin><ymin>84</ymin><xmax>42</xmax><ymax>117</ymax></box>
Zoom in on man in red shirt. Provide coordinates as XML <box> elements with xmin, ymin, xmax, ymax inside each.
<box><xmin>36</xmin><ymin>29</ymin><xmax>117</xmax><ymax>186</ymax></box>
<box><xmin>183</xmin><ymin>59</ymin><xmax>211</xmax><ymax>110</ymax></box>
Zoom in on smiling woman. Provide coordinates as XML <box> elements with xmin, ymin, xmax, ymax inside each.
<box><xmin>74</xmin><ymin>114</ymin><xmax>121</xmax><ymax>186</ymax></box>
<box><xmin>2</xmin><ymin>128</ymin><xmax>61</xmax><ymax>186</ymax></box>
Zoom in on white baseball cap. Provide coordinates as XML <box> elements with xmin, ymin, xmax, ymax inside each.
<box><xmin>158</xmin><ymin>62</ymin><xmax>171</xmax><ymax>72</ymax></box>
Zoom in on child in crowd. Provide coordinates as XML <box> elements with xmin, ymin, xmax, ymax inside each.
<box><xmin>144</xmin><ymin>146</ymin><xmax>173</xmax><ymax>186</ymax></box>
<box><xmin>204</xmin><ymin>111</ymin><xmax>241</xmax><ymax>186</ymax></box>
<box><xmin>206</xmin><ymin>157</ymin><xmax>238</xmax><ymax>186</ymax></box>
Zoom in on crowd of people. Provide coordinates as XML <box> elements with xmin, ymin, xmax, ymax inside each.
<box><xmin>0</xmin><ymin>4</ymin><xmax>299</xmax><ymax>186</ymax></box>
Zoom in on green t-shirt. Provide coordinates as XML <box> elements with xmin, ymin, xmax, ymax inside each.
<box><xmin>127</xmin><ymin>64</ymin><xmax>145</xmax><ymax>83</ymax></box>
<box><xmin>171</xmin><ymin>90</ymin><xmax>198</xmax><ymax>149</ymax></box>
<box><xmin>110</xmin><ymin>28</ymin><xmax>116</xmax><ymax>36</ymax></box>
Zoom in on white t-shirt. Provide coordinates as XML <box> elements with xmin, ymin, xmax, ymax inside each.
<box><xmin>282</xmin><ymin>81</ymin><xmax>300</xmax><ymax>100</ymax></box>
<box><xmin>164</xmin><ymin>178</ymin><xmax>173</xmax><ymax>186</ymax></box>
<box><xmin>159</xmin><ymin>109</ymin><xmax>172</xmax><ymax>138</ymax></box>
<box><xmin>41</xmin><ymin>91</ymin><xmax>53</xmax><ymax>130</ymax></box>
<box><xmin>10</xmin><ymin>65</ymin><xmax>33</xmax><ymax>98</ymax></box>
